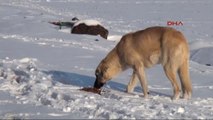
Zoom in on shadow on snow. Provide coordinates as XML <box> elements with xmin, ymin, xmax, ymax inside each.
<box><xmin>43</xmin><ymin>70</ymin><xmax>171</xmax><ymax>98</ymax></box>
<box><xmin>43</xmin><ymin>70</ymin><xmax>126</xmax><ymax>91</ymax></box>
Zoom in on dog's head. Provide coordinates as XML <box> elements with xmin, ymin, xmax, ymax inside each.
<box><xmin>94</xmin><ymin>61</ymin><xmax>112</xmax><ymax>89</ymax></box>
<box><xmin>94</xmin><ymin>50</ymin><xmax>123</xmax><ymax>89</ymax></box>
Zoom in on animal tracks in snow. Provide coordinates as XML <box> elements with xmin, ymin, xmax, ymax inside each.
<box><xmin>0</xmin><ymin>33</ymin><xmax>110</xmax><ymax>52</ymax></box>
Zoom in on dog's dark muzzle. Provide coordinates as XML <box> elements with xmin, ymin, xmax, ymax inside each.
<box><xmin>94</xmin><ymin>78</ymin><xmax>105</xmax><ymax>89</ymax></box>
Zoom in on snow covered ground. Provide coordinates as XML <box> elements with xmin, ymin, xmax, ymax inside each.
<box><xmin>0</xmin><ymin>0</ymin><xmax>213</xmax><ymax>119</ymax></box>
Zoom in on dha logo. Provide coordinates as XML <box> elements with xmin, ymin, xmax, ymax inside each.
<box><xmin>167</xmin><ymin>21</ymin><xmax>183</xmax><ymax>26</ymax></box>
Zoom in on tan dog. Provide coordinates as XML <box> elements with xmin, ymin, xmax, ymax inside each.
<box><xmin>94</xmin><ymin>26</ymin><xmax>192</xmax><ymax>100</ymax></box>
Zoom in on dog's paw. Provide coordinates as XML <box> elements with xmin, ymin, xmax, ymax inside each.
<box><xmin>172</xmin><ymin>92</ymin><xmax>180</xmax><ymax>100</ymax></box>
<box><xmin>183</xmin><ymin>92</ymin><xmax>192</xmax><ymax>100</ymax></box>
<box><xmin>126</xmin><ymin>86</ymin><xmax>134</xmax><ymax>93</ymax></box>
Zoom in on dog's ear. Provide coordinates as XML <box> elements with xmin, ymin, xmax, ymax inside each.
<box><xmin>95</xmin><ymin>69</ymin><xmax>103</xmax><ymax>78</ymax></box>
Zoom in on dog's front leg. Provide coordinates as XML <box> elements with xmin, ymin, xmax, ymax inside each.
<box><xmin>135</xmin><ymin>63</ymin><xmax>149</xmax><ymax>98</ymax></box>
<box><xmin>126</xmin><ymin>70</ymin><xmax>138</xmax><ymax>93</ymax></box>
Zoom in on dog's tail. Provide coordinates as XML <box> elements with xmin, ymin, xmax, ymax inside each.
<box><xmin>178</xmin><ymin>58</ymin><xmax>192</xmax><ymax>99</ymax></box>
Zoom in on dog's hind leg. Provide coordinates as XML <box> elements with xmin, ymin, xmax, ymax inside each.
<box><xmin>163</xmin><ymin>64</ymin><xmax>180</xmax><ymax>100</ymax></box>
<box><xmin>178</xmin><ymin>60</ymin><xmax>192</xmax><ymax>99</ymax></box>
<box><xmin>127</xmin><ymin>70</ymin><xmax>138</xmax><ymax>93</ymax></box>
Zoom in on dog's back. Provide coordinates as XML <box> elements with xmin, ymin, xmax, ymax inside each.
<box><xmin>116</xmin><ymin>26</ymin><xmax>189</xmax><ymax>68</ymax></box>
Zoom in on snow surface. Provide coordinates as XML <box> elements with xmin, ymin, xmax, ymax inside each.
<box><xmin>0</xmin><ymin>0</ymin><xmax>213</xmax><ymax>119</ymax></box>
